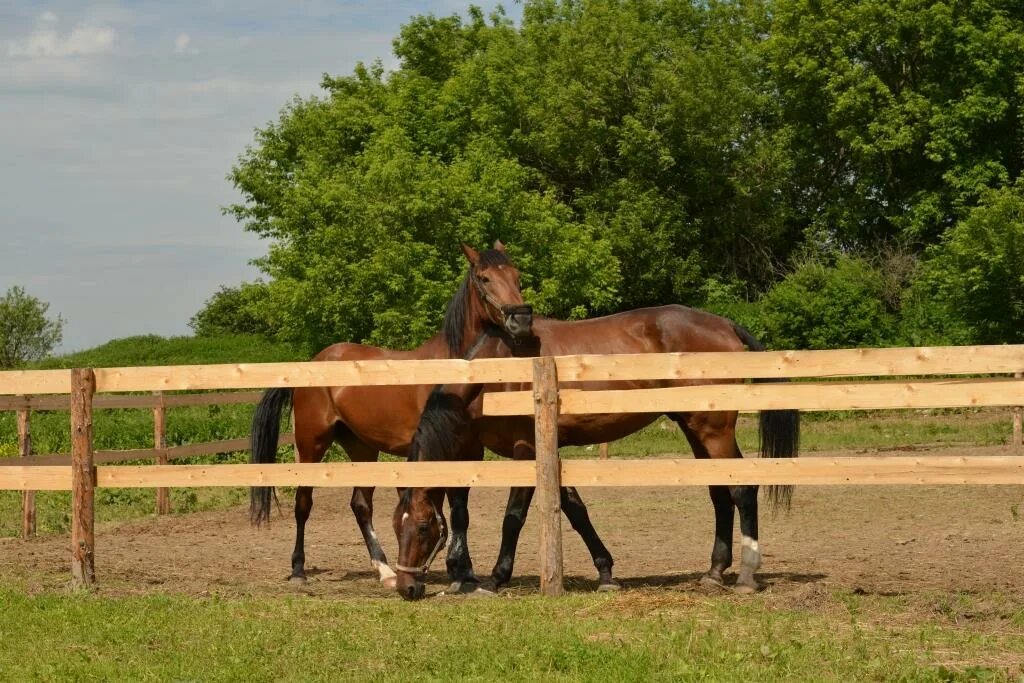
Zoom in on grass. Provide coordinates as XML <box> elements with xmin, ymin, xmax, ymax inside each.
<box><xmin>0</xmin><ymin>585</ymin><xmax>1019</xmax><ymax>681</ymax></box>
<box><xmin>34</xmin><ymin>333</ymin><xmax>306</xmax><ymax>369</ymax></box>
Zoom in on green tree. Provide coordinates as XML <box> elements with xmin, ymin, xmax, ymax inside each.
<box><xmin>189</xmin><ymin>283</ymin><xmax>274</xmax><ymax>338</ymax></box>
<box><xmin>766</xmin><ymin>0</ymin><xmax>1024</xmax><ymax>247</ymax></box>
<box><xmin>227</xmin><ymin>1</ymin><xmax>797</xmax><ymax>351</ymax></box>
<box><xmin>0</xmin><ymin>286</ymin><xmax>65</xmax><ymax>369</ymax></box>
<box><xmin>901</xmin><ymin>183</ymin><xmax>1024</xmax><ymax>344</ymax></box>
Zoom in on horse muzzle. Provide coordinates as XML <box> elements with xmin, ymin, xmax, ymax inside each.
<box><xmin>501</xmin><ymin>304</ymin><xmax>533</xmax><ymax>338</ymax></box>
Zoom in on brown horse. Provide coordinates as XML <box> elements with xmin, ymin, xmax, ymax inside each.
<box><xmin>250</xmin><ymin>241</ymin><xmax>616</xmax><ymax>596</ymax></box>
<box><xmin>394</xmin><ymin>248</ymin><xmax>800</xmax><ymax>600</ymax></box>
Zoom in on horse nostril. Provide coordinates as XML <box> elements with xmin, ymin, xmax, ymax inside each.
<box><xmin>405</xmin><ymin>585</ymin><xmax>417</xmax><ymax>600</ymax></box>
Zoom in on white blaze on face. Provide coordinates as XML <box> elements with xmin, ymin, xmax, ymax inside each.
<box><xmin>401</xmin><ymin>512</ymin><xmax>409</xmax><ymax>523</ymax></box>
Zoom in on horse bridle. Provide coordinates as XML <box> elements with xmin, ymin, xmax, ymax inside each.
<box><xmin>393</xmin><ymin>495</ymin><xmax>449</xmax><ymax>577</ymax></box>
<box><xmin>471</xmin><ymin>269</ymin><xmax>532</xmax><ymax>332</ymax></box>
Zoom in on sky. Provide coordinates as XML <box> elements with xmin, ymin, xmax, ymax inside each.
<box><xmin>0</xmin><ymin>1</ymin><xmax>514</xmax><ymax>352</ymax></box>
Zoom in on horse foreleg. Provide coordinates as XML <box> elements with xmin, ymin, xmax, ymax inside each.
<box><xmin>445</xmin><ymin>487</ymin><xmax>480</xmax><ymax>590</ymax></box>
<box><xmin>490</xmin><ymin>486</ymin><xmax>535</xmax><ymax>588</ymax></box>
<box><xmin>350</xmin><ymin>486</ymin><xmax>396</xmax><ymax>588</ymax></box>
<box><xmin>290</xmin><ymin>486</ymin><xmax>313</xmax><ymax>583</ymax></box>
<box><xmin>560</xmin><ymin>486</ymin><xmax>618</xmax><ymax>590</ymax></box>
<box><xmin>730</xmin><ymin>484</ymin><xmax>761</xmax><ymax>593</ymax></box>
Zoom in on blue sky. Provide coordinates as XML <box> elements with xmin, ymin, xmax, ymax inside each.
<box><xmin>0</xmin><ymin>1</ymin><xmax>513</xmax><ymax>352</ymax></box>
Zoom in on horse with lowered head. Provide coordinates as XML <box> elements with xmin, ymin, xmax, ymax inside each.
<box><xmin>250</xmin><ymin>241</ymin><xmax>617</xmax><ymax>599</ymax></box>
<box><xmin>393</xmin><ymin>243</ymin><xmax>800</xmax><ymax>600</ymax></box>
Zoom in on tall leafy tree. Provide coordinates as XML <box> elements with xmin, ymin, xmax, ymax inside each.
<box><xmin>766</xmin><ymin>0</ymin><xmax>1024</xmax><ymax>247</ymax></box>
<box><xmin>0</xmin><ymin>286</ymin><xmax>64</xmax><ymax>369</ymax></box>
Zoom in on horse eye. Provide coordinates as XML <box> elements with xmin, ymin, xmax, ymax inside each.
<box><xmin>417</xmin><ymin>521</ymin><xmax>431</xmax><ymax>533</ymax></box>
<box><xmin>479</xmin><ymin>276</ymin><xmax>490</xmax><ymax>284</ymax></box>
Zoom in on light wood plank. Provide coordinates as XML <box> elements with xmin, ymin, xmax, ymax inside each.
<box><xmin>0</xmin><ymin>370</ymin><xmax>70</xmax><ymax>396</ymax></box>
<box><xmin>96</xmin><ymin>461</ymin><xmax>538</xmax><ymax>488</ymax></box>
<box><xmin>3</xmin><ymin>345</ymin><xmax>1022</xmax><ymax>396</ymax></box>
<box><xmin>8</xmin><ymin>456</ymin><xmax>1023</xmax><ymax>490</ymax></box>
<box><xmin>0</xmin><ymin>466</ymin><xmax>73</xmax><ymax>490</ymax></box>
<box><xmin>561</xmin><ymin>456</ymin><xmax>1024</xmax><ymax>486</ymax></box>
<box><xmin>483</xmin><ymin>377</ymin><xmax>1024</xmax><ymax>415</ymax></box>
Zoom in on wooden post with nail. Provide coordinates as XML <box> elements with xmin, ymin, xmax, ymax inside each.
<box><xmin>533</xmin><ymin>356</ymin><xmax>563</xmax><ymax>596</ymax></box>
<box><xmin>154</xmin><ymin>391</ymin><xmax>170</xmax><ymax>514</ymax></box>
<box><xmin>18</xmin><ymin>401</ymin><xmax>35</xmax><ymax>538</ymax></box>
<box><xmin>1014</xmin><ymin>372</ymin><xmax>1022</xmax><ymax>448</ymax></box>
<box><xmin>71</xmin><ymin>368</ymin><xmax>96</xmax><ymax>589</ymax></box>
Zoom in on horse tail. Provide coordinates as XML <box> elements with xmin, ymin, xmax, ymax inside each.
<box><xmin>732</xmin><ymin>323</ymin><xmax>801</xmax><ymax>511</ymax></box>
<box><xmin>250</xmin><ymin>387</ymin><xmax>291</xmax><ymax>526</ymax></box>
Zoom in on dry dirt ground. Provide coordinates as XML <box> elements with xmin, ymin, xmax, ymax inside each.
<box><xmin>2</xmin><ymin>446</ymin><xmax>1023</xmax><ymax>608</ymax></box>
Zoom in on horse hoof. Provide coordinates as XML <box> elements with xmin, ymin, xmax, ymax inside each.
<box><xmin>597</xmin><ymin>581</ymin><xmax>621</xmax><ymax>592</ymax></box>
<box><xmin>288</xmin><ymin>575</ymin><xmax>308</xmax><ymax>585</ymax></box>
<box><xmin>381</xmin><ymin>576</ymin><xmax>397</xmax><ymax>590</ymax></box>
<box><xmin>465</xmin><ymin>585</ymin><xmax>496</xmax><ymax>598</ymax></box>
<box><xmin>733</xmin><ymin>582</ymin><xmax>760</xmax><ymax>595</ymax></box>
<box><xmin>699</xmin><ymin>574</ymin><xmax>725</xmax><ymax>589</ymax></box>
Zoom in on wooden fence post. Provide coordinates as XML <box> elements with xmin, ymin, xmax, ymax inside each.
<box><xmin>1014</xmin><ymin>372</ymin><xmax>1022</xmax><ymax>448</ymax></box>
<box><xmin>153</xmin><ymin>391</ymin><xmax>170</xmax><ymax>514</ymax></box>
<box><xmin>533</xmin><ymin>356</ymin><xmax>563</xmax><ymax>597</ymax></box>
<box><xmin>71</xmin><ymin>368</ymin><xmax>96</xmax><ymax>589</ymax></box>
<box><xmin>18</xmin><ymin>401</ymin><xmax>35</xmax><ymax>538</ymax></box>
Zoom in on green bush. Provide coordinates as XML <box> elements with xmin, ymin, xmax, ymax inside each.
<box><xmin>757</xmin><ymin>255</ymin><xmax>898</xmax><ymax>350</ymax></box>
<box><xmin>901</xmin><ymin>184</ymin><xmax>1024</xmax><ymax>345</ymax></box>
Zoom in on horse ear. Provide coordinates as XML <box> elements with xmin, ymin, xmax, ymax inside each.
<box><xmin>493</xmin><ymin>239</ymin><xmax>506</xmax><ymax>252</ymax></box>
<box><xmin>461</xmin><ymin>243</ymin><xmax>480</xmax><ymax>265</ymax></box>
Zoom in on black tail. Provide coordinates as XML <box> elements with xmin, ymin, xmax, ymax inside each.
<box><xmin>250</xmin><ymin>387</ymin><xmax>292</xmax><ymax>526</ymax></box>
<box><xmin>732</xmin><ymin>323</ymin><xmax>801</xmax><ymax>511</ymax></box>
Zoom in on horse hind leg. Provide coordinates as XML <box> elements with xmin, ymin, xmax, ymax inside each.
<box><xmin>674</xmin><ymin>411</ymin><xmax>761</xmax><ymax>593</ymax></box>
<box><xmin>290</xmin><ymin>426</ymin><xmax>333</xmax><ymax>584</ymax></box>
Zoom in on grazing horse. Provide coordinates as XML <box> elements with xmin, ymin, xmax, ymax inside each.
<box><xmin>394</xmin><ymin>249</ymin><xmax>801</xmax><ymax>600</ymax></box>
<box><xmin>250</xmin><ymin>241</ymin><xmax>615</xmax><ymax>596</ymax></box>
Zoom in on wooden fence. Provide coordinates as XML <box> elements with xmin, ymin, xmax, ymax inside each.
<box><xmin>1</xmin><ymin>345</ymin><xmax>1022</xmax><ymax>595</ymax></box>
<box><xmin>0</xmin><ymin>390</ymin><xmax>294</xmax><ymax>537</ymax></box>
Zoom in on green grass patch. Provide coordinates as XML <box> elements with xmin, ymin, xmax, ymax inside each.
<box><xmin>0</xmin><ymin>586</ymin><xmax>1019</xmax><ymax>681</ymax></box>
<box><xmin>35</xmin><ymin>333</ymin><xmax>305</xmax><ymax>369</ymax></box>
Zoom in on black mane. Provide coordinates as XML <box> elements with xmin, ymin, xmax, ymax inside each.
<box><xmin>441</xmin><ymin>248</ymin><xmax>510</xmax><ymax>357</ymax></box>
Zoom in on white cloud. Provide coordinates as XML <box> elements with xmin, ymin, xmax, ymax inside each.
<box><xmin>174</xmin><ymin>33</ymin><xmax>196</xmax><ymax>54</ymax></box>
<box><xmin>7</xmin><ymin>13</ymin><xmax>116</xmax><ymax>58</ymax></box>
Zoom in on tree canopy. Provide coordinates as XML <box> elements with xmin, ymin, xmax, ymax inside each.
<box><xmin>216</xmin><ymin>0</ymin><xmax>1024</xmax><ymax>352</ymax></box>
<box><xmin>0</xmin><ymin>286</ymin><xmax>64</xmax><ymax>369</ymax></box>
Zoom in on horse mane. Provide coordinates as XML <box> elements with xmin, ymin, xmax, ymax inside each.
<box><xmin>441</xmin><ymin>248</ymin><xmax>510</xmax><ymax>358</ymax></box>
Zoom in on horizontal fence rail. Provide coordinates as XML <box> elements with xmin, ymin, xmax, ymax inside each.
<box><xmin>3</xmin><ymin>456</ymin><xmax>1023</xmax><ymax>492</ymax></box>
<box><xmin>0</xmin><ymin>390</ymin><xmax>267</xmax><ymax>411</ymax></box>
<box><xmin>0</xmin><ymin>434</ymin><xmax>296</xmax><ymax>468</ymax></box>
<box><xmin>483</xmin><ymin>377</ymin><xmax>1024</xmax><ymax>416</ymax></box>
<box><xmin>0</xmin><ymin>345</ymin><xmax>1022</xmax><ymax>594</ymax></box>
<box><xmin>2</xmin><ymin>345</ymin><xmax>1022</xmax><ymax>395</ymax></box>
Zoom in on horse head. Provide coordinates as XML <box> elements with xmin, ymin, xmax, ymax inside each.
<box><xmin>463</xmin><ymin>240</ymin><xmax>533</xmax><ymax>339</ymax></box>
<box><xmin>392</xmin><ymin>486</ymin><xmax>448</xmax><ymax>600</ymax></box>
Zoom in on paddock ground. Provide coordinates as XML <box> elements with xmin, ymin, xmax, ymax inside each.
<box><xmin>2</xmin><ymin>445</ymin><xmax>1022</xmax><ymax>606</ymax></box>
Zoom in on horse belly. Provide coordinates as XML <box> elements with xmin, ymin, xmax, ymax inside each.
<box><xmin>557</xmin><ymin>413</ymin><xmax>661</xmax><ymax>447</ymax></box>
<box><xmin>332</xmin><ymin>385</ymin><xmax>428</xmax><ymax>456</ymax></box>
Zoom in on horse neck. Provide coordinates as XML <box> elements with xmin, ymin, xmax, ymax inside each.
<box><xmin>459</xmin><ymin>292</ymin><xmax>494</xmax><ymax>358</ymax></box>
